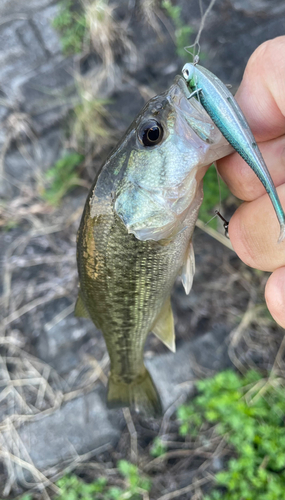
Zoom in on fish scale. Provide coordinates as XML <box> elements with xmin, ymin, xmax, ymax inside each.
<box><xmin>76</xmin><ymin>76</ymin><xmax>233</xmax><ymax>416</ymax></box>
<box><xmin>77</xmin><ymin>191</ymin><xmax>196</xmax><ymax>412</ymax></box>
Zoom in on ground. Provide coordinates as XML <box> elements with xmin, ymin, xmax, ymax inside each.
<box><xmin>1</xmin><ymin>0</ymin><xmax>285</xmax><ymax>498</ymax></box>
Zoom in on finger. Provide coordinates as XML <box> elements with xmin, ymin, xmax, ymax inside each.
<box><xmin>217</xmin><ymin>37</ymin><xmax>285</xmax><ymax>201</ymax></box>
<box><xmin>236</xmin><ymin>36</ymin><xmax>285</xmax><ymax>142</ymax></box>
<box><xmin>218</xmin><ymin>135</ymin><xmax>285</xmax><ymax>201</ymax></box>
<box><xmin>228</xmin><ymin>184</ymin><xmax>285</xmax><ymax>272</ymax></box>
<box><xmin>265</xmin><ymin>267</ymin><xmax>285</xmax><ymax>329</ymax></box>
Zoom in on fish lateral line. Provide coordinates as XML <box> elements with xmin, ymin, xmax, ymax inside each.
<box><xmin>182</xmin><ymin>62</ymin><xmax>285</xmax><ymax>243</ymax></box>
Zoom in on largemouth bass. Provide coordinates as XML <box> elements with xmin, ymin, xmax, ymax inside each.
<box><xmin>182</xmin><ymin>62</ymin><xmax>285</xmax><ymax>242</ymax></box>
<box><xmin>76</xmin><ymin>76</ymin><xmax>232</xmax><ymax>417</ymax></box>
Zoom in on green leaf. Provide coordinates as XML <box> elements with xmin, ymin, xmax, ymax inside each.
<box><xmin>42</xmin><ymin>152</ymin><xmax>84</xmax><ymax>205</ymax></box>
<box><xmin>150</xmin><ymin>437</ymin><xmax>167</xmax><ymax>457</ymax></box>
<box><xmin>118</xmin><ymin>459</ymin><xmax>137</xmax><ymax>478</ymax></box>
<box><xmin>108</xmin><ymin>487</ymin><xmax>124</xmax><ymax>499</ymax></box>
<box><xmin>199</xmin><ymin>164</ymin><xmax>231</xmax><ymax>229</ymax></box>
<box><xmin>177</xmin><ymin>369</ymin><xmax>285</xmax><ymax>500</ymax></box>
<box><xmin>52</xmin><ymin>0</ymin><xmax>86</xmax><ymax>55</ymax></box>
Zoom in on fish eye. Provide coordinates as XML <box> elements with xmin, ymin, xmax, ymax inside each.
<box><xmin>139</xmin><ymin>120</ymin><xmax>163</xmax><ymax>147</ymax></box>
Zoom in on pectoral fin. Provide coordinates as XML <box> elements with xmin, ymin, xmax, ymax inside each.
<box><xmin>152</xmin><ymin>298</ymin><xmax>175</xmax><ymax>353</ymax></box>
<box><xmin>181</xmin><ymin>241</ymin><xmax>195</xmax><ymax>295</ymax></box>
<box><xmin>74</xmin><ymin>291</ymin><xmax>90</xmax><ymax>318</ymax></box>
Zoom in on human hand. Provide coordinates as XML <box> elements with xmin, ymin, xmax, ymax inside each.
<box><xmin>217</xmin><ymin>36</ymin><xmax>285</xmax><ymax>328</ymax></box>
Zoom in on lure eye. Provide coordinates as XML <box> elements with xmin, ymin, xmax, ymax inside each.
<box><xmin>139</xmin><ymin>120</ymin><xmax>163</xmax><ymax>147</ymax></box>
<box><xmin>182</xmin><ymin>63</ymin><xmax>194</xmax><ymax>82</ymax></box>
<box><xmin>182</xmin><ymin>68</ymin><xmax>189</xmax><ymax>80</ymax></box>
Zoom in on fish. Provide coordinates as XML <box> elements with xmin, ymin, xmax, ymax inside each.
<box><xmin>182</xmin><ymin>62</ymin><xmax>285</xmax><ymax>243</ymax></box>
<box><xmin>76</xmin><ymin>76</ymin><xmax>232</xmax><ymax>417</ymax></box>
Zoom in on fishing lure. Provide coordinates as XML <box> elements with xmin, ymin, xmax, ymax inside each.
<box><xmin>182</xmin><ymin>62</ymin><xmax>285</xmax><ymax>243</ymax></box>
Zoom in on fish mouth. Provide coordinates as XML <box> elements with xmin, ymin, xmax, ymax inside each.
<box><xmin>173</xmin><ymin>75</ymin><xmax>192</xmax><ymax>100</ymax></box>
<box><xmin>169</xmin><ymin>74</ymin><xmax>204</xmax><ymax>122</ymax></box>
<box><xmin>168</xmin><ymin>75</ymin><xmax>219</xmax><ymax>146</ymax></box>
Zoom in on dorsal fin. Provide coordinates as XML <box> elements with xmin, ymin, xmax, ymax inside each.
<box><xmin>152</xmin><ymin>297</ymin><xmax>175</xmax><ymax>353</ymax></box>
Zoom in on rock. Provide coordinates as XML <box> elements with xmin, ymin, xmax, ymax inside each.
<box><xmin>33</xmin><ymin>4</ymin><xmax>61</xmax><ymax>56</ymax></box>
<box><xmin>21</xmin><ymin>57</ymin><xmax>76</xmax><ymax>116</ymax></box>
<box><xmin>1</xmin><ymin>0</ymin><xmax>284</xmax><ymax>492</ymax></box>
<box><xmin>190</xmin><ymin>324</ymin><xmax>232</xmax><ymax>371</ymax></box>
<box><xmin>3</xmin><ymin>325</ymin><xmax>232</xmax><ymax>484</ymax></box>
<box><xmin>230</xmin><ymin>0</ymin><xmax>285</xmax><ymax>15</ymax></box>
<box><xmin>36</xmin><ymin>312</ymin><xmax>102</xmax><ymax>376</ymax></box>
<box><xmin>0</xmin><ymin>105</ymin><xmax>9</xmax><ymax>126</ymax></box>
<box><xmin>17</xmin><ymin>387</ymin><xmax>123</xmax><ymax>472</ymax></box>
<box><xmin>0</xmin><ymin>127</ymin><xmax>63</xmax><ymax>198</ymax></box>
<box><xmin>147</xmin><ymin>324</ymin><xmax>232</xmax><ymax>411</ymax></box>
<box><xmin>33</xmin><ymin>102</ymin><xmax>76</xmax><ymax>135</ymax></box>
<box><xmin>0</xmin><ymin>20</ymin><xmax>47</xmax><ymax>93</ymax></box>
<box><xmin>0</xmin><ymin>0</ymin><xmax>55</xmax><ymax>17</ymax></box>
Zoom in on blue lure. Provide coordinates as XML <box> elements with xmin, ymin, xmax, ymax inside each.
<box><xmin>182</xmin><ymin>62</ymin><xmax>285</xmax><ymax>243</ymax></box>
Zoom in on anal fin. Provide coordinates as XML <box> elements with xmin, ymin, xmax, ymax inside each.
<box><xmin>181</xmin><ymin>241</ymin><xmax>195</xmax><ymax>295</ymax></box>
<box><xmin>152</xmin><ymin>297</ymin><xmax>175</xmax><ymax>353</ymax></box>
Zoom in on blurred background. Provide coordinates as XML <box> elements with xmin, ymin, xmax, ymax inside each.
<box><xmin>1</xmin><ymin>0</ymin><xmax>285</xmax><ymax>498</ymax></box>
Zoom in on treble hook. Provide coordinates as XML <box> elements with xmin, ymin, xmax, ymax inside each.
<box><xmin>215</xmin><ymin>210</ymin><xmax>229</xmax><ymax>238</ymax></box>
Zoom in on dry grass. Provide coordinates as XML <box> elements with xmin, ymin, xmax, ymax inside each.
<box><xmin>68</xmin><ymin>71</ymin><xmax>116</xmax><ymax>157</ymax></box>
<box><xmin>0</xmin><ymin>112</ymin><xmax>36</xmax><ymax>189</ymax></box>
<box><xmin>1</xmin><ymin>187</ymin><xmax>284</xmax><ymax>497</ymax></box>
<box><xmin>0</xmin><ymin>335</ymin><xmax>109</xmax><ymax>496</ymax></box>
<box><xmin>1</xmin><ymin>207</ymin><xmax>285</xmax><ymax>496</ymax></box>
<box><xmin>0</xmin><ymin>199</ymin><xmax>111</xmax><ymax>496</ymax></box>
<box><xmin>1</xmin><ymin>2</ymin><xmax>284</xmax><ymax>497</ymax></box>
<box><xmin>139</xmin><ymin>0</ymin><xmax>162</xmax><ymax>35</ymax></box>
<box><xmin>83</xmin><ymin>0</ymin><xmax>136</xmax><ymax>72</ymax></box>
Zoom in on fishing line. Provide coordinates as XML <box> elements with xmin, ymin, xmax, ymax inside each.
<box><xmin>203</xmin><ymin>212</ymin><xmax>219</xmax><ymax>227</ymax></box>
<box><xmin>215</xmin><ymin>162</ymin><xmax>222</xmax><ymax>212</ymax></box>
<box><xmin>201</xmin><ymin>164</ymin><xmax>229</xmax><ymax>236</ymax></box>
<box><xmin>215</xmin><ymin>163</ymin><xmax>230</xmax><ymax>237</ymax></box>
<box><xmin>202</xmin><ymin>164</ymin><xmax>220</xmax><ymax>228</ymax></box>
<box><xmin>184</xmin><ymin>0</ymin><xmax>217</xmax><ymax>61</ymax></box>
<box><xmin>183</xmin><ymin>0</ymin><xmax>228</xmax><ymax>233</ymax></box>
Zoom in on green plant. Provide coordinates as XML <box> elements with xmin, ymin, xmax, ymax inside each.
<box><xmin>199</xmin><ymin>164</ymin><xmax>231</xmax><ymax>229</ymax></box>
<box><xmin>162</xmin><ymin>0</ymin><xmax>193</xmax><ymax>59</ymax></box>
<box><xmin>71</xmin><ymin>93</ymin><xmax>112</xmax><ymax>154</ymax></box>
<box><xmin>42</xmin><ymin>152</ymin><xmax>84</xmax><ymax>205</ymax></box>
<box><xmin>56</xmin><ymin>475</ymin><xmax>108</xmax><ymax>499</ymax></box>
<box><xmin>53</xmin><ymin>0</ymin><xmax>86</xmax><ymax>55</ymax></box>
<box><xmin>2</xmin><ymin>219</ymin><xmax>19</xmax><ymax>231</ymax></box>
<box><xmin>150</xmin><ymin>437</ymin><xmax>167</xmax><ymax>457</ymax></box>
<box><xmin>117</xmin><ymin>460</ymin><xmax>152</xmax><ymax>498</ymax></box>
<box><xmin>16</xmin><ymin>461</ymin><xmax>151</xmax><ymax>500</ymax></box>
<box><xmin>177</xmin><ymin>370</ymin><xmax>285</xmax><ymax>500</ymax></box>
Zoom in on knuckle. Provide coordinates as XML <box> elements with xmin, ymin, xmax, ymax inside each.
<box><xmin>232</xmin><ymin>159</ymin><xmax>264</xmax><ymax>201</ymax></box>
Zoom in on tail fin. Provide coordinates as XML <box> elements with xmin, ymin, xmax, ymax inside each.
<box><xmin>107</xmin><ymin>368</ymin><xmax>162</xmax><ymax>418</ymax></box>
